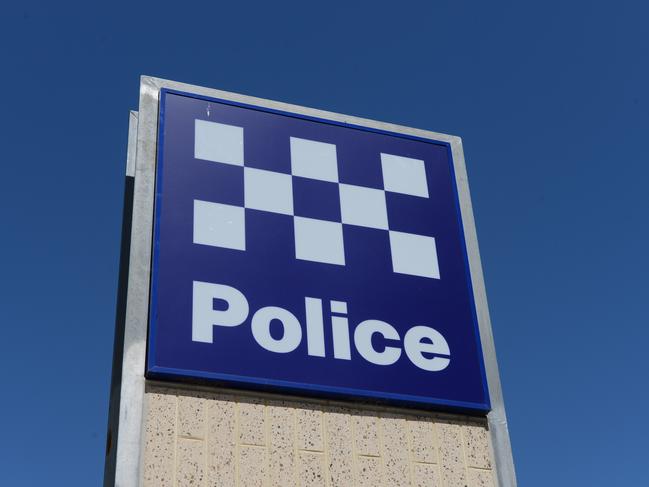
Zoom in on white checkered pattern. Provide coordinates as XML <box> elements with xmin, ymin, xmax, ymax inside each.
<box><xmin>191</xmin><ymin>120</ymin><xmax>441</xmax><ymax>279</ymax></box>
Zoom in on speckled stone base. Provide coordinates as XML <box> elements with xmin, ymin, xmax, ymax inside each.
<box><xmin>142</xmin><ymin>383</ymin><xmax>495</xmax><ymax>487</ymax></box>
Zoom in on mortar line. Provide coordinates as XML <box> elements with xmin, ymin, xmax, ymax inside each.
<box><xmin>299</xmin><ymin>446</ymin><xmax>330</xmax><ymax>454</ymax></box>
<box><xmin>323</xmin><ymin>408</ymin><xmax>331</xmax><ymax>487</ymax></box>
<box><xmin>319</xmin><ymin>408</ymin><xmax>326</xmax><ymax>483</ymax></box>
<box><xmin>173</xmin><ymin>394</ymin><xmax>179</xmax><ymax>487</ymax></box>
<box><xmin>176</xmin><ymin>435</ymin><xmax>205</xmax><ymax>441</ymax></box>
<box><xmin>293</xmin><ymin>405</ymin><xmax>299</xmax><ymax>485</ymax></box>
<box><xmin>263</xmin><ymin>399</ymin><xmax>269</xmax><ymax>487</ymax></box>
<box><xmin>459</xmin><ymin>423</ymin><xmax>470</xmax><ymax>487</ymax></box>
<box><xmin>202</xmin><ymin>397</ymin><xmax>207</xmax><ymax>487</ymax></box>
<box><xmin>405</xmin><ymin>417</ymin><xmax>414</xmax><ymax>487</ymax></box>
<box><xmin>238</xmin><ymin>442</ymin><xmax>269</xmax><ymax>448</ymax></box>
<box><xmin>351</xmin><ymin>410</ymin><xmax>359</xmax><ymax>486</ymax></box>
<box><xmin>431</xmin><ymin>419</ymin><xmax>442</xmax><ymax>486</ymax></box>
<box><xmin>235</xmin><ymin>401</ymin><xmax>240</xmax><ymax>487</ymax></box>
<box><xmin>377</xmin><ymin>413</ymin><xmax>386</xmax><ymax>486</ymax></box>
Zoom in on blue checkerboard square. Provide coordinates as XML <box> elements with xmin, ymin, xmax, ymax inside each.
<box><xmin>293</xmin><ymin>177</ymin><xmax>341</xmax><ymax>222</ymax></box>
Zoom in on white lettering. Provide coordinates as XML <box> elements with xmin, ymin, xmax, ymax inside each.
<box><xmin>354</xmin><ymin>320</ymin><xmax>401</xmax><ymax>365</ymax></box>
<box><xmin>191</xmin><ymin>280</ymin><xmax>452</xmax><ymax>371</ymax></box>
<box><xmin>305</xmin><ymin>297</ymin><xmax>325</xmax><ymax>357</ymax></box>
<box><xmin>332</xmin><ymin>315</ymin><xmax>351</xmax><ymax>360</ymax></box>
<box><xmin>251</xmin><ymin>306</ymin><xmax>302</xmax><ymax>353</ymax></box>
<box><xmin>404</xmin><ymin>326</ymin><xmax>450</xmax><ymax>371</ymax></box>
<box><xmin>192</xmin><ymin>281</ymin><xmax>249</xmax><ymax>343</ymax></box>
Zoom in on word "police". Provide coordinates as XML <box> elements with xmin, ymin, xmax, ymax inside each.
<box><xmin>192</xmin><ymin>281</ymin><xmax>451</xmax><ymax>372</ymax></box>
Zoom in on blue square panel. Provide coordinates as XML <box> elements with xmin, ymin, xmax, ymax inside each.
<box><xmin>293</xmin><ymin>177</ymin><xmax>341</xmax><ymax>222</ymax></box>
<box><xmin>147</xmin><ymin>89</ymin><xmax>490</xmax><ymax>413</ymax></box>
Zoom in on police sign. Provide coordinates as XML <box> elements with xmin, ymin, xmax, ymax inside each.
<box><xmin>146</xmin><ymin>89</ymin><xmax>490</xmax><ymax>412</ymax></box>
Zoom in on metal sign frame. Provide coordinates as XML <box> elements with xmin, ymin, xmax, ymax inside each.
<box><xmin>104</xmin><ymin>76</ymin><xmax>516</xmax><ymax>486</ymax></box>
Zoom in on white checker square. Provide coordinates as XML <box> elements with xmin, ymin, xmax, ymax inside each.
<box><xmin>193</xmin><ymin>200</ymin><xmax>246</xmax><ymax>251</ymax></box>
<box><xmin>381</xmin><ymin>153</ymin><xmax>429</xmax><ymax>198</ymax></box>
<box><xmin>389</xmin><ymin>231</ymin><xmax>440</xmax><ymax>279</ymax></box>
<box><xmin>339</xmin><ymin>183</ymin><xmax>388</xmax><ymax>230</ymax></box>
<box><xmin>290</xmin><ymin>137</ymin><xmax>339</xmax><ymax>182</ymax></box>
<box><xmin>194</xmin><ymin>119</ymin><xmax>244</xmax><ymax>166</ymax></box>
<box><xmin>244</xmin><ymin>167</ymin><xmax>294</xmax><ymax>215</ymax></box>
<box><xmin>294</xmin><ymin>217</ymin><xmax>345</xmax><ymax>266</ymax></box>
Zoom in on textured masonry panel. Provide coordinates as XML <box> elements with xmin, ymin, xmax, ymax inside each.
<box><xmin>176</xmin><ymin>438</ymin><xmax>204</xmax><ymax>487</ymax></box>
<box><xmin>408</xmin><ymin>417</ymin><xmax>437</xmax><ymax>464</ymax></box>
<box><xmin>464</xmin><ymin>423</ymin><xmax>492</xmax><ymax>469</ymax></box>
<box><xmin>438</xmin><ymin>421</ymin><xmax>469</xmax><ymax>487</ymax></box>
<box><xmin>178</xmin><ymin>393</ymin><xmax>206</xmax><ymax>439</ymax></box>
<box><xmin>412</xmin><ymin>463</ymin><xmax>441</xmax><ymax>487</ymax></box>
<box><xmin>206</xmin><ymin>395</ymin><xmax>237</xmax><ymax>486</ymax></box>
<box><xmin>268</xmin><ymin>400</ymin><xmax>296</xmax><ymax>487</ymax></box>
<box><xmin>298</xmin><ymin>452</ymin><xmax>326</xmax><ymax>486</ymax></box>
<box><xmin>356</xmin><ymin>455</ymin><xmax>383</xmax><ymax>487</ymax></box>
<box><xmin>142</xmin><ymin>390</ymin><xmax>176</xmax><ymax>487</ymax></box>
<box><xmin>381</xmin><ymin>414</ymin><xmax>411</xmax><ymax>485</ymax></box>
<box><xmin>142</xmin><ymin>385</ymin><xmax>496</xmax><ymax>486</ymax></box>
<box><xmin>296</xmin><ymin>405</ymin><xmax>324</xmax><ymax>452</ymax></box>
<box><xmin>354</xmin><ymin>412</ymin><xmax>380</xmax><ymax>457</ymax></box>
<box><xmin>238</xmin><ymin>398</ymin><xmax>266</xmax><ymax>446</ymax></box>
<box><xmin>239</xmin><ymin>446</ymin><xmax>267</xmax><ymax>487</ymax></box>
<box><xmin>324</xmin><ymin>407</ymin><xmax>354</xmax><ymax>486</ymax></box>
<box><xmin>468</xmin><ymin>468</ymin><xmax>496</xmax><ymax>487</ymax></box>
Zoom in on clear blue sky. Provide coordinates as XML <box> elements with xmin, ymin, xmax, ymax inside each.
<box><xmin>1</xmin><ymin>1</ymin><xmax>647</xmax><ymax>485</ymax></box>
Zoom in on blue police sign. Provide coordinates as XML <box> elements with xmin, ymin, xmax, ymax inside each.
<box><xmin>147</xmin><ymin>89</ymin><xmax>490</xmax><ymax>412</ymax></box>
